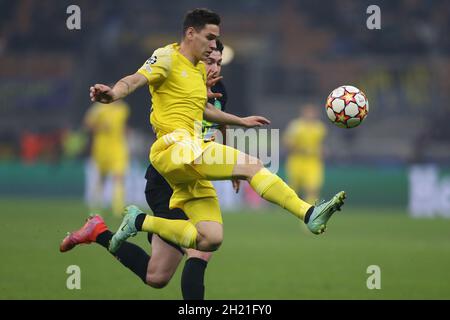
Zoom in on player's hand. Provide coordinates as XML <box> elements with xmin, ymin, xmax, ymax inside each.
<box><xmin>206</xmin><ymin>69</ymin><xmax>223</xmax><ymax>87</ymax></box>
<box><xmin>240</xmin><ymin>116</ymin><xmax>271</xmax><ymax>128</ymax></box>
<box><xmin>232</xmin><ymin>179</ymin><xmax>241</xmax><ymax>193</ymax></box>
<box><xmin>90</xmin><ymin>84</ymin><xmax>116</xmax><ymax>103</ymax></box>
<box><xmin>206</xmin><ymin>69</ymin><xmax>223</xmax><ymax>99</ymax></box>
<box><xmin>207</xmin><ymin>87</ymin><xmax>222</xmax><ymax>99</ymax></box>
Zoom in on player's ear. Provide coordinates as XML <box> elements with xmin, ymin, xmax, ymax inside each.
<box><xmin>185</xmin><ymin>27</ymin><xmax>196</xmax><ymax>40</ymax></box>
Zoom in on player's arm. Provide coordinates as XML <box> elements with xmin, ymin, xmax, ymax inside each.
<box><xmin>204</xmin><ymin>103</ymin><xmax>270</xmax><ymax>128</ymax></box>
<box><xmin>206</xmin><ymin>69</ymin><xmax>223</xmax><ymax>99</ymax></box>
<box><xmin>90</xmin><ymin>47</ymin><xmax>172</xmax><ymax>103</ymax></box>
<box><xmin>89</xmin><ymin>73</ymin><xmax>148</xmax><ymax>104</ymax></box>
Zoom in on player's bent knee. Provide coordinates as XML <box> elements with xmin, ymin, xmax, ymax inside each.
<box><xmin>196</xmin><ymin>221</ymin><xmax>223</xmax><ymax>251</ymax></box>
<box><xmin>197</xmin><ymin>233</ymin><xmax>222</xmax><ymax>252</ymax></box>
<box><xmin>245</xmin><ymin>163</ymin><xmax>264</xmax><ymax>179</ymax></box>
<box><xmin>255</xmin><ymin>158</ymin><xmax>264</xmax><ymax>168</ymax></box>
<box><xmin>242</xmin><ymin>154</ymin><xmax>263</xmax><ymax>167</ymax></box>
<box><xmin>146</xmin><ymin>273</ymin><xmax>171</xmax><ymax>289</ymax></box>
<box><xmin>233</xmin><ymin>154</ymin><xmax>264</xmax><ymax>179</ymax></box>
<box><xmin>204</xmin><ymin>236</ymin><xmax>223</xmax><ymax>251</ymax></box>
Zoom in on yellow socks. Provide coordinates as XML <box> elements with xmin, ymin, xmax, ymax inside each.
<box><xmin>141</xmin><ymin>216</ymin><xmax>198</xmax><ymax>249</ymax></box>
<box><xmin>250</xmin><ymin>168</ymin><xmax>312</xmax><ymax>220</ymax></box>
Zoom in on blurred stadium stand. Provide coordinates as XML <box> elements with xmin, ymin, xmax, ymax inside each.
<box><xmin>0</xmin><ymin>0</ymin><xmax>449</xmax><ymax>203</ymax></box>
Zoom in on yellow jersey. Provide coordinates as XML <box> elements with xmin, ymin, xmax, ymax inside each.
<box><xmin>283</xmin><ymin>119</ymin><xmax>326</xmax><ymax>159</ymax></box>
<box><xmin>137</xmin><ymin>43</ymin><xmax>207</xmax><ymax>139</ymax></box>
<box><xmin>85</xmin><ymin>100</ymin><xmax>129</xmax><ymax>159</ymax></box>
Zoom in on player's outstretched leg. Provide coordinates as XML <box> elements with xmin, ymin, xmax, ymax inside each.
<box><xmin>60</xmin><ymin>215</ymin><xmax>108</xmax><ymax>252</ymax></box>
<box><xmin>232</xmin><ymin>154</ymin><xmax>346</xmax><ymax>235</ymax></box>
<box><xmin>304</xmin><ymin>191</ymin><xmax>346</xmax><ymax>234</ymax></box>
<box><xmin>109</xmin><ymin>205</ymin><xmax>198</xmax><ymax>254</ymax></box>
<box><xmin>60</xmin><ymin>213</ymin><xmax>151</xmax><ymax>284</ymax></box>
<box><xmin>109</xmin><ymin>206</ymin><xmax>140</xmax><ymax>254</ymax></box>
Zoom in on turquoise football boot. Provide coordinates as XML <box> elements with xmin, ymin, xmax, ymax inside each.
<box><xmin>306</xmin><ymin>191</ymin><xmax>346</xmax><ymax>235</ymax></box>
<box><xmin>109</xmin><ymin>205</ymin><xmax>144</xmax><ymax>254</ymax></box>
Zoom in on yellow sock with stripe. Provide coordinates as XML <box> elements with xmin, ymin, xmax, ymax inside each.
<box><xmin>141</xmin><ymin>216</ymin><xmax>198</xmax><ymax>249</ymax></box>
<box><xmin>250</xmin><ymin>168</ymin><xmax>312</xmax><ymax>220</ymax></box>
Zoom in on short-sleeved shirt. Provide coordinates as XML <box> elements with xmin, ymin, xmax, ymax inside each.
<box><xmin>137</xmin><ymin>43</ymin><xmax>208</xmax><ymax>139</ymax></box>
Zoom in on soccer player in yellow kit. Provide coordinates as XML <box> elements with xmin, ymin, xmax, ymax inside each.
<box><xmin>283</xmin><ymin>104</ymin><xmax>327</xmax><ymax>204</ymax></box>
<box><xmin>86</xmin><ymin>8</ymin><xmax>345</xmax><ymax>287</ymax></box>
<box><xmin>61</xmin><ymin>39</ymin><xmax>242</xmax><ymax>299</ymax></box>
<box><xmin>84</xmin><ymin>100</ymin><xmax>129</xmax><ymax>216</ymax></box>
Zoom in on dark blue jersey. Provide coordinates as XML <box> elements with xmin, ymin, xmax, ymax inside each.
<box><xmin>202</xmin><ymin>80</ymin><xmax>227</xmax><ymax>140</ymax></box>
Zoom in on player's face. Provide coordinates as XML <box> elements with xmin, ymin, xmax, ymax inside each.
<box><xmin>206</xmin><ymin>50</ymin><xmax>222</xmax><ymax>76</ymax></box>
<box><xmin>193</xmin><ymin>24</ymin><xmax>220</xmax><ymax>61</ymax></box>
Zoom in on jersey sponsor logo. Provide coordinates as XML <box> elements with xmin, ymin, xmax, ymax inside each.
<box><xmin>143</xmin><ymin>56</ymin><xmax>157</xmax><ymax>73</ymax></box>
<box><xmin>181</xmin><ymin>70</ymin><xmax>188</xmax><ymax>78</ymax></box>
<box><xmin>146</xmin><ymin>56</ymin><xmax>157</xmax><ymax>65</ymax></box>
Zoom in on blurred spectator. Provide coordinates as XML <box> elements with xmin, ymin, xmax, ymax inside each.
<box><xmin>20</xmin><ymin>131</ymin><xmax>41</xmax><ymax>164</ymax></box>
<box><xmin>0</xmin><ymin>0</ymin><xmax>449</xmax><ymax>167</ymax></box>
<box><xmin>61</xmin><ymin>128</ymin><xmax>88</xmax><ymax>160</ymax></box>
<box><xmin>83</xmin><ymin>100</ymin><xmax>130</xmax><ymax>216</ymax></box>
<box><xmin>283</xmin><ymin>104</ymin><xmax>327</xmax><ymax>204</ymax></box>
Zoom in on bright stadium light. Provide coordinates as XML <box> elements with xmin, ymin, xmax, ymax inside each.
<box><xmin>221</xmin><ymin>45</ymin><xmax>234</xmax><ymax>65</ymax></box>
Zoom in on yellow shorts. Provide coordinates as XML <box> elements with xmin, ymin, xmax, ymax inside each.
<box><xmin>93</xmin><ymin>148</ymin><xmax>128</xmax><ymax>176</ymax></box>
<box><xmin>150</xmin><ymin>132</ymin><xmax>240</xmax><ymax>224</ymax></box>
<box><xmin>286</xmin><ymin>156</ymin><xmax>324</xmax><ymax>192</ymax></box>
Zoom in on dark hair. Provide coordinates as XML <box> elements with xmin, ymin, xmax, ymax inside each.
<box><xmin>215</xmin><ymin>39</ymin><xmax>224</xmax><ymax>53</ymax></box>
<box><xmin>183</xmin><ymin>8</ymin><xmax>220</xmax><ymax>35</ymax></box>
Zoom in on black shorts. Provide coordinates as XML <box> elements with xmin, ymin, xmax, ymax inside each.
<box><xmin>144</xmin><ymin>163</ymin><xmax>187</xmax><ymax>254</ymax></box>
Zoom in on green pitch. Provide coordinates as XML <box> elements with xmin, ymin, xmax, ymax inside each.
<box><xmin>1</xmin><ymin>198</ymin><xmax>450</xmax><ymax>299</ymax></box>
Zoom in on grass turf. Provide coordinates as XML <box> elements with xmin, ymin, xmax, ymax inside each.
<box><xmin>1</xmin><ymin>198</ymin><xmax>449</xmax><ymax>299</ymax></box>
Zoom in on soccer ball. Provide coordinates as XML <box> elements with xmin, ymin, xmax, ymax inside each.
<box><xmin>325</xmin><ymin>85</ymin><xmax>369</xmax><ymax>128</ymax></box>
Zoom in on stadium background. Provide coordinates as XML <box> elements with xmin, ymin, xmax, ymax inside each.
<box><xmin>1</xmin><ymin>0</ymin><xmax>449</xmax><ymax>299</ymax></box>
